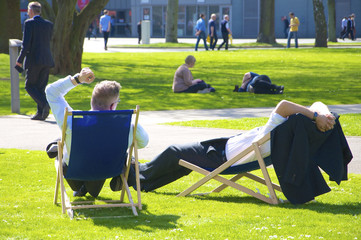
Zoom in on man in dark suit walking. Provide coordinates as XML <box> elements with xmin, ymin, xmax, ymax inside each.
<box><xmin>16</xmin><ymin>1</ymin><xmax>54</xmax><ymax>121</ymax></box>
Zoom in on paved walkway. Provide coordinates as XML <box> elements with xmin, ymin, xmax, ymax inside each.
<box><xmin>1</xmin><ymin>104</ymin><xmax>360</xmax><ymax>174</ymax></box>
<box><xmin>83</xmin><ymin>37</ymin><xmax>361</xmax><ymax>53</ymax></box>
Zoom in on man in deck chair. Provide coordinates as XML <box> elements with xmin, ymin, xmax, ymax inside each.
<box><xmin>122</xmin><ymin>100</ymin><xmax>339</xmax><ymax>195</ymax></box>
<box><xmin>45</xmin><ymin>67</ymin><xmax>149</xmax><ymax>197</ymax></box>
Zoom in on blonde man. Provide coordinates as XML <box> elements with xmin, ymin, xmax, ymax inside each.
<box><xmin>45</xmin><ymin>68</ymin><xmax>149</xmax><ymax>197</ymax></box>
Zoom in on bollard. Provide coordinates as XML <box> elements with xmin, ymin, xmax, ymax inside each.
<box><xmin>141</xmin><ymin>20</ymin><xmax>151</xmax><ymax>44</ymax></box>
<box><xmin>9</xmin><ymin>39</ymin><xmax>22</xmax><ymax>114</ymax></box>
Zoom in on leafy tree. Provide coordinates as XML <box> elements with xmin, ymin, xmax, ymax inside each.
<box><xmin>0</xmin><ymin>0</ymin><xmax>22</xmax><ymax>54</ymax></box>
<box><xmin>312</xmin><ymin>0</ymin><xmax>328</xmax><ymax>47</ymax></box>
<box><xmin>165</xmin><ymin>0</ymin><xmax>178</xmax><ymax>43</ymax></box>
<box><xmin>39</xmin><ymin>0</ymin><xmax>110</xmax><ymax>75</ymax></box>
<box><xmin>257</xmin><ymin>0</ymin><xmax>276</xmax><ymax>44</ymax></box>
<box><xmin>327</xmin><ymin>0</ymin><xmax>337</xmax><ymax>42</ymax></box>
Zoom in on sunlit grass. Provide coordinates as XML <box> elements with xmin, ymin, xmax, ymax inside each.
<box><xmin>164</xmin><ymin>113</ymin><xmax>361</xmax><ymax>136</ymax></box>
<box><xmin>0</xmin><ymin>48</ymin><xmax>360</xmax><ymax>116</ymax></box>
<box><xmin>0</xmin><ymin>148</ymin><xmax>360</xmax><ymax>239</ymax></box>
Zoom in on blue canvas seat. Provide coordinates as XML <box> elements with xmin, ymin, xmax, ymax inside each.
<box><xmin>54</xmin><ymin>106</ymin><xmax>142</xmax><ymax>218</ymax></box>
<box><xmin>177</xmin><ymin>132</ymin><xmax>283</xmax><ymax>204</ymax></box>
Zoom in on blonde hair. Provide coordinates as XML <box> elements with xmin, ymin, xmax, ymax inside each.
<box><xmin>185</xmin><ymin>55</ymin><xmax>196</xmax><ymax>65</ymax></box>
<box><xmin>91</xmin><ymin>81</ymin><xmax>121</xmax><ymax>110</ymax></box>
<box><xmin>28</xmin><ymin>1</ymin><xmax>41</xmax><ymax>15</ymax></box>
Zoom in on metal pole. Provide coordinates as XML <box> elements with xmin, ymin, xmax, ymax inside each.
<box><xmin>9</xmin><ymin>39</ymin><xmax>22</xmax><ymax>114</ymax></box>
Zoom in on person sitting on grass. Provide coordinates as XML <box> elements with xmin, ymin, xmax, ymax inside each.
<box><xmin>45</xmin><ymin>67</ymin><xmax>149</xmax><ymax>198</ymax></box>
<box><xmin>233</xmin><ymin>72</ymin><xmax>284</xmax><ymax>94</ymax></box>
<box><xmin>172</xmin><ymin>55</ymin><xmax>215</xmax><ymax>93</ymax></box>
<box><xmin>112</xmin><ymin>100</ymin><xmax>352</xmax><ymax>204</ymax></box>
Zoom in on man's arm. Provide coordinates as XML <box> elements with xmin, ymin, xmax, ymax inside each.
<box><xmin>274</xmin><ymin>100</ymin><xmax>335</xmax><ymax>132</ymax></box>
<box><xmin>16</xmin><ymin>20</ymin><xmax>33</xmax><ymax>67</ymax></box>
<box><xmin>45</xmin><ymin>68</ymin><xmax>95</xmax><ymax>128</ymax></box>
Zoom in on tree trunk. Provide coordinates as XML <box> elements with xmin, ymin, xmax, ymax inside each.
<box><xmin>327</xmin><ymin>0</ymin><xmax>337</xmax><ymax>42</ymax></box>
<box><xmin>51</xmin><ymin>0</ymin><xmax>109</xmax><ymax>75</ymax></box>
<box><xmin>165</xmin><ymin>0</ymin><xmax>178</xmax><ymax>43</ymax></box>
<box><xmin>257</xmin><ymin>0</ymin><xmax>276</xmax><ymax>44</ymax></box>
<box><xmin>0</xmin><ymin>0</ymin><xmax>22</xmax><ymax>54</ymax></box>
<box><xmin>312</xmin><ymin>0</ymin><xmax>328</xmax><ymax>47</ymax></box>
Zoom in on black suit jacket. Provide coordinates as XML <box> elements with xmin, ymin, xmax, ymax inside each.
<box><xmin>17</xmin><ymin>16</ymin><xmax>54</xmax><ymax>69</ymax></box>
<box><xmin>271</xmin><ymin>114</ymin><xmax>353</xmax><ymax>204</ymax></box>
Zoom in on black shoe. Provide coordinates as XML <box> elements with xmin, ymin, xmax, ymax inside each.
<box><xmin>42</xmin><ymin>105</ymin><xmax>50</xmax><ymax>120</ymax></box>
<box><xmin>233</xmin><ymin>85</ymin><xmax>239</xmax><ymax>92</ymax></box>
<box><xmin>209</xmin><ymin>87</ymin><xmax>216</xmax><ymax>92</ymax></box>
<box><xmin>73</xmin><ymin>185</ymin><xmax>87</xmax><ymax>197</ymax></box>
<box><xmin>31</xmin><ymin>112</ymin><xmax>45</xmax><ymax>121</ymax></box>
<box><xmin>110</xmin><ymin>176</ymin><xmax>122</xmax><ymax>191</ymax></box>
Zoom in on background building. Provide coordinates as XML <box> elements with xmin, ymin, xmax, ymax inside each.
<box><xmin>20</xmin><ymin>0</ymin><xmax>360</xmax><ymax>39</ymax></box>
<box><xmin>104</xmin><ymin>0</ymin><xmax>360</xmax><ymax>39</ymax></box>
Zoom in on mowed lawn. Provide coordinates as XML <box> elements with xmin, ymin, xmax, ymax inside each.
<box><xmin>0</xmin><ymin>48</ymin><xmax>361</xmax><ymax>115</ymax></box>
<box><xmin>0</xmin><ymin>48</ymin><xmax>360</xmax><ymax>239</ymax></box>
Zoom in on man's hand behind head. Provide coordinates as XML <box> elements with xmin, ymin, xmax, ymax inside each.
<box><xmin>79</xmin><ymin>67</ymin><xmax>95</xmax><ymax>84</ymax></box>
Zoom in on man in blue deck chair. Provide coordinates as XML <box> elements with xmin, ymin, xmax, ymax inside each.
<box><xmin>45</xmin><ymin>68</ymin><xmax>149</xmax><ymax>197</ymax></box>
<box><xmin>121</xmin><ymin>100</ymin><xmax>352</xmax><ymax>204</ymax></box>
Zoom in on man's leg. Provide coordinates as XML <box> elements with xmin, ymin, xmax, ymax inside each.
<box><xmin>181</xmin><ymin>82</ymin><xmax>208</xmax><ymax>93</ymax></box>
<box><xmin>218</xmin><ymin>34</ymin><xmax>226</xmax><ymax>50</ymax></box>
<box><xmin>25</xmin><ymin>65</ymin><xmax>49</xmax><ymax>118</ymax></box>
<box><xmin>137</xmin><ymin>140</ymin><xmax>227</xmax><ymax>192</ymax></box>
<box><xmin>195</xmin><ymin>35</ymin><xmax>201</xmax><ymax>51</ymax></box>
<box><xmin>225</xmin><ymin>34</ymin><xmax>229</xmax><ymax>50</ymax></box>
<box><xmin>287</xmin><ymin>31</ymin><xmax>292</xmax><ymax>48</ymax></box>
<box><xmin>198</xmin><ymin>31</ymin><xmax>208</xmax><ymax>50</ymax></box>
<box><xmin>213</xmin><ymin>35</ymin><xmax>218</xmax><ymax>50</ymax></box>
<box><xmin>294</xmin><ymin>31</ymin><xmax>298</xmax><ymax>48</ymax></box>
<box><xmin>210</xmin><ymin>37</ymin><xmax>214</xmax><ymax>50</ymax></box>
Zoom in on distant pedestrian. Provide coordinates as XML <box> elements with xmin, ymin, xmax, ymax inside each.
<box><xmin>281</xmin><ymin>16</ymin><xmax>289</xmax><ymax>38</ymax></box>
<box><xmin>137</xmin><ymin>21</ymin><xmax>142</xmax><ymax>44</ymax></box>
<box><xmin>99</xmin><ymin>9</ymin><xmax>111</xmax><ymax>50</ymax></box>
<box><xmin>351</xmin><ymin>13</ymin><xmax>356</xmax><ymax>40</ymax></box>
<box><xmin>194</xmin><ymin>13</ymin><xmax>208</xmax><ymax>51</ymax></box>
<box><xmin>340</xmin><ymin>17</ymin><xmax>348</xmax><ymax>39</ymax></box>
<box><xmin>342</xmin><ymin>16</ymin><xmax>354</xmax><ymax>40</ymax></box>
<box><xmin>208</xmin><ymin>14</ymin><xmax>218</xmax><ymax>50</ymax></box>
<box><xmin>16</xmin><ymin>1</ymin><xmax>54</xmax><ymax>121</ymax></box>
<box><xmin>287</xmin><ymin>12</ymin><xmax>299</xmax><ymax>48</ymax></box>
<box><xmin>218</xmin><ymin>15</ymin><xmax>232</xmax><ymax>50</ymax></box>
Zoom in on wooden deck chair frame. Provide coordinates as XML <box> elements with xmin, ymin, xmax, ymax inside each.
<box><xmin>53</xmin><ymin>106</ymin><xmax>142</xmax><ymax>218</ymax></box>
<box><xmin>177</xmin><ymin>132</ymin><xmax>283</xmax><ymax>204</ymax></box>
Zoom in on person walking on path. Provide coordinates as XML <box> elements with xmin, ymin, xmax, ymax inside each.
<box><xmin>137</xmin><ymin>20</ymin><xmax>142</xmax><ymax>44</ymax></box>
<box><xmin>287</xmin><ymin>12</ymin><xmax>300</xmax><ymax>48</ymax></box>
<box><xmin>282</xmin><ymin>16</ymin><xmax>289</xmax><ymax>38</ymax></box>
<box><xmin>218</xmin><ymin>15</ymin><xmax>232</xmax><ymax>50</ymax></box>
<box><xmin>342</xmin><ymin>16</ymin><xmax>354</xmax><ymax>41</ymax></box>
<box><xmin>99</xmin><ymin>9</ymin><xmax>111</xmax><ymax>50</ymax></box>
<box><xmin>194</xmin><ymin>13</ymin><xmax>208</xmax><ymax>51</ymax></box>
<box><xmin>208</xmin><ymin>14</ymin><xmax>218</xmax><ymax>50</ymax></box>
<box><xmin>16</xmin><ymin>1</ymin><xmax>54</xmax><ymax>121</ymax></box>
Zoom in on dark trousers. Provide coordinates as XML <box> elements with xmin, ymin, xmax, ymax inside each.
<box><xmin>210</xmin><ymin>35</ymin><xmax>218</xmax><ymax>50</ymax></box>
<box><xmin>134</xmin><ymin>138</ymin><xmax>229</xmax><ymax>192</ymax></box>
<box><xmin>63</xmin><ymin>162</ymin><xmax>105</xmax><ymax>197</ymax></box>
<box><xmin>102</xmin><ymin>31</ymin><xmax>109</xmax><ymax>47</ymax></box>
<box><xmin>179</xmin><ymin>81</ymin><xmax>208</xmax><ymax>93</ymax></box>
<box><xmin>195</xmin><ymin>31</ymin><xmax>208</xmax><ymax>51</ymax></box>
<box><xmin>218</xmin><ymin>33</ymin><xmax>229</xmax><ymax>50</ymax></box>
<box><xmin>342</xmin><ymin>29</ymin><xmax>354</xmax><ymax>40</ymax></box>
<box><xmin>25</xmin><ymin>65</ymin><xmax>50</xmax><ymax>114</ymax></box>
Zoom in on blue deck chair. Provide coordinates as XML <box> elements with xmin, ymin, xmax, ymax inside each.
<box><xmin>54</xmin><ymin>106</ymin><xmax>142</xmax><ymax>218</ymax></box>
<box><xmin>177</xmin><ymin>132</ymin><xmax>283</xmax><ymax>204</ymax></box>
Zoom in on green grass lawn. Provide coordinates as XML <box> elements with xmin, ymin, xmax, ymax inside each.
<box><xmin>0</xmin><ymin>148</ymin><xmax>360</xmax><ymax>239</ymax></box>
<box><xmin>164</xmin><ymin>113</ymin><xmax>361</xmax><ymax>136</ymax></box>
<box><xmin>1</xmin><ymin>48</ymin><xmax>361</xmax><ymax>116</ymax></box>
